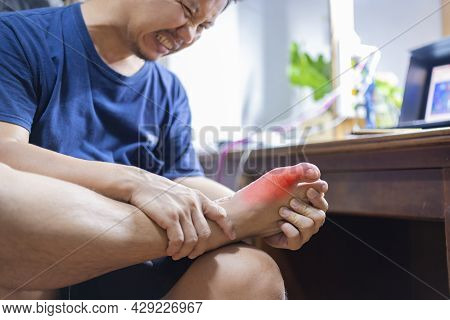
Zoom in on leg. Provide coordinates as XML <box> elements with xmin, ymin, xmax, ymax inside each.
<box><xmin>165</xmin><ymin>244</ymin><xmax>286</xmax><ymax>300</ymax></box>
<box><xmin>0</xmin><ymin>286</ymin><xmax>59</xmax><ymax>300</ymax></box>
<box><xmin>0</xmin><ymin>163</ymin><xmax>168</xmax><ymax>293</ymax></box>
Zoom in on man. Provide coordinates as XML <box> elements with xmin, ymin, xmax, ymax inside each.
<box><xmin>0</xmin><ymin>0</ymin><xmax>328</xmax><ymax>299</ymax></box>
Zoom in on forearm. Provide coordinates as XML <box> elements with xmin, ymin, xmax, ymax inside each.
<box><xmin>0</xmin><ymin>165</ymin><xmax>258</xmax><ymax>291</ymax></box>
<box><xmin>175</xmin><ymin>176</ymin><xmax>235</xmax><ymax>200</ymax></box>
<box><xmin>0</xmin><ymin>139</ymin><xmax>141</xmax><ymax>201</ymax></box>
<box><xmin>0</xmin><ymin>163</ymin><xmax>167</xmax><ymax>290</ymax></box>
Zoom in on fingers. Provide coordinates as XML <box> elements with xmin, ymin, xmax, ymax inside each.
<box><xmin>279</xmin><ymin>207</ymin><xmax>316</xmax><ymax>243</ymax></box>
<box><xmin>294</xmin><ymin>180</ymin><xmax>328</xmax><ymax>203</ymax></box>
<box><xmin>187</xmin><ymin>208</ymin><xmax>212</xmax><ymax>259</ymax></box>
<box><xmin>165</xmin><ymin>221</ymin><xmax>184</xmax><ymax>257</ymax></box>
<box><xmin>307</xmin><ymin>188</ymin><xmax>329</xmax><ymax>212</ymax></box>
<box><xmin>171</xmin><ymin>191</ymin><xmax>235</xmax><ymax>261</ymax></box>
<box><xmin>279</xmin><ymin>221</ymin><xmax>302</xmax><ymax>248</ymax></box>
<box><xmin>289</xmin><ymin>199</ymin><xmax>326</xmax><ymax>232</ymax></box>
<box><xmin>291</xmin><ymin>199</ymin><xmax>326</xmax><ymax>228</ymax></box>
<box><xmin>200</xmin><ymin>193</ymin><xmax>236</xmax><ymax>240</ymax></box>
<box><xmin>263</xmin><ymin>232</ymin><xmax>288</xmax><ymax>248</ymax></box>
<box><xmin>172</xmin><ymin>218</ymin><xmax>198</xmax><ymax>261</ymax></box>
<box><xmin>264</xmin><ymin>221</ymin><xmax>303</xmax><ymax>250</ymax></box>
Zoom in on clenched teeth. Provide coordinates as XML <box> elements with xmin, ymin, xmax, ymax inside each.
<box><xmin>156</xmin><ymin>33</ymin><xmax>173</xmax><ymax>50</ymax></box>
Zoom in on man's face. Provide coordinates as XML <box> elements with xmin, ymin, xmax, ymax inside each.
<box><xmin>125</xmin><ymin>0</ymin><xmax>228</xmax><ymax>61</ymax></box>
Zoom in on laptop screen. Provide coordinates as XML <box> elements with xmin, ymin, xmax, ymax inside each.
<box><xmin>424</xmin><ymin>64</ymin><xmax>450</xmax><ymax>123</ymax></box>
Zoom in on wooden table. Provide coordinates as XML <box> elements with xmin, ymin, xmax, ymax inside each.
<box><xmin>199</xmin><ymin>128</ymin><xmax>450</xmax><ymax>299</ymax></box>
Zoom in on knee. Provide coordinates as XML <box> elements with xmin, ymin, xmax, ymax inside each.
<box><xmin>237</xmin><ymin>246</ymin><xmax>285</xmax><ymax>299</ymax></box>
<box><xmin>201</xmin><ymin>244</ymin><xmax>285</xmax><ymax>299</ymax></box>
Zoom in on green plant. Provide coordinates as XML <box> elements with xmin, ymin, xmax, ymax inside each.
<box><xmin>374</xmin><ymin>78</ymin><xmax>403</xmax><ymax>109</ymax></box>
<box><xmin>288</xmin><ymin>42</ymin><xmax>332</xmax><ymax>101</ymax></box>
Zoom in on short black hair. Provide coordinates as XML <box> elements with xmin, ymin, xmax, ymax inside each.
<box><xmin>223</xmin><ymin>0</ymin><xmax>239</xmax><ymax>11</ymax></box>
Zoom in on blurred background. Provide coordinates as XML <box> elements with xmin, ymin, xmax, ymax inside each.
<box><xmin>167</xmin><ymin>0</ymin><xmax>448</xmax><ymax>149</ymax></box>
<box><xmin>2</xmin><ymin>0</ymin><xmax>448</xmax><ymax>149</ymax></box>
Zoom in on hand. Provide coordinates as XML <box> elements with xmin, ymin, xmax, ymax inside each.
<box><xmin>130</xmin><ymin>173</ymin><xmax>236</xmax><ymax>260</ymax></box>
<box><xmin>263</xmin><ymin>179</ymin><xmax>328</xmax><ymax>250</ymax></box>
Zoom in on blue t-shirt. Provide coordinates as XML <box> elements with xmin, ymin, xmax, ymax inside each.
<box><xmin>0</xmin><ymin>3</ymin><xmax>203</xmax><ymax>179</ymax></box>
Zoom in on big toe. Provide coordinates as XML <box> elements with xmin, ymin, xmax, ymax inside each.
<box><xmin>285</xmin><ymin>162</ymin><xmax>321</xmax><ymax>182</ymax></box>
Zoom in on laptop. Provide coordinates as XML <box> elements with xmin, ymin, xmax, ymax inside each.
<box><xmin>397</xmin><ymin>37</ymin><xmax>450</xmax><ymax>129</ymax></box>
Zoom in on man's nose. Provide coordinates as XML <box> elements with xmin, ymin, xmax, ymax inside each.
<box><xmin>176</xmin><ymin>23</ymin><xmax>197</xmax><ymax>45</ymax></box>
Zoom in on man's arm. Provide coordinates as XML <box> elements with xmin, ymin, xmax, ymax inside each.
<box><xmin>0</xmin><ymin>122</ymin><xmax>235</xmax><ymax>258</ymax></box>
<box><xmin>175</xmin><ymin>176</ymin><xmax>235</xmax><ymax>200</ymax></box>
<box><xmin>0</xmin><ymin>162</ymin><xmax>325</xmax><ymax>292</ymax></box>
<box><xmin>0</xmin><ymin>122</ymin><xmax>148</xmax><ymax>202</ymax></box>
<box><xmin>0</xmin><ymin>162</ymin><xmax>164</xmax><ymax>291</ymax></box>
<box><xmin>0</xmin><ymin>164</ymin><xmax>239</xmax><ymax>292</ymax></box>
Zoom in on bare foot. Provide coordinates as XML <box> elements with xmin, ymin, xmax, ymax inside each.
<box><xmin>219</xmin><ymin>163</ymin><xmax>322</xmax><ymax>239</ymax></box>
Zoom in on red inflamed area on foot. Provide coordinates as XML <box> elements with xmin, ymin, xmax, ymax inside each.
<box><xmin>240</xmin><ymin>164</ymin><xmax>314</xmax><ymax>205</ymax></box>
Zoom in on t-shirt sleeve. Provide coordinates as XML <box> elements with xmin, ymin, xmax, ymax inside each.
<box><xmin>160</xmin><ymin>79</ymin><xmax>204</xmax><ymax>180</ymax></box>
<box><xmin>0</xmin><ymin>21</ymin><xmax>38</xmax><ymax>132</ymax></box>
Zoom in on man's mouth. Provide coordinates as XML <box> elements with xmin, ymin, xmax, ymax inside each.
<box><xmin>155</xmin><ymin>32</ymin><xmax>175</xmax><ymax>51</ymax></box>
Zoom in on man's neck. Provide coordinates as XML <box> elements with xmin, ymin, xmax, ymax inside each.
<box><xmin>80</xmin><ymin>0</ymin><xmax>145</xmax><ymax>77</ymax></box>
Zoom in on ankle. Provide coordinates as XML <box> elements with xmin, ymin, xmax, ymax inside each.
<box><xmin>218</xmin><ymin>196</ymin><xmax>259</xmax><ymax>239</ymax></box>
